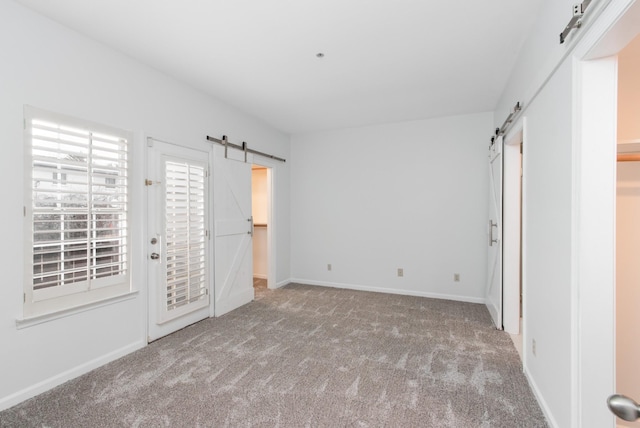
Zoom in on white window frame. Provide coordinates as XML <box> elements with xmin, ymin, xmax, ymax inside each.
<box><xmin>23</xmin><ymin>106</ymin><xmax>132</xmax><ymax>318</ymax></box>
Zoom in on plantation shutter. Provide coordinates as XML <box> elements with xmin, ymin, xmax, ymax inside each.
<box><xmin>30</xmin><ymin>117</ymin><xmax>128</xmax><ymax>300</ymax></box>
<box><xmin>164</xmin><ymin>161</ymin><xmax>207</xmax><ymax>312</ymax></box>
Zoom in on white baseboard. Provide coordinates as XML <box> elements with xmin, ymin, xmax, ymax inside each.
<box><xmin>0</xmin><ymin>340</ymin><xmax>145</xmax><ymax>412</ymax></box>
<box><xmin>275</xmin><ymin>279</ymin><xmax>291</xmax><ymax>289</ymax></box>
<box><xmin>485</xmin><ymin>300</ymin><xmax>500</xmax><ymax>328</ymax></box>
<box><xmin>289</xmin><ymin>278</ymin><xmax>486</xmax><ymax>304</ymax></box>
<box><xmin>524</xmin><ymin>365</ymin><xmax>559</xmax><ymax>428</ymax></box>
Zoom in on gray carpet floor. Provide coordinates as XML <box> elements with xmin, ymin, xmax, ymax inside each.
<box><xmin>0</xmin><ymin>283</ymin><xmax>548</xmax><ymax>427</ymax></box>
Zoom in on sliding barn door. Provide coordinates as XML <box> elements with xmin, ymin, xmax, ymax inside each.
<box><xmin>486</xmin><ymin>135</ymin><xmax>503</xmax><ymax>330</ymax></box>
<box><xmin>147</xmin><ymin>139</ymin><xmax>211</xmax><ymax>341</ymax></box>
<box><xmin>213</xmin><ymin>145</ymin><xmax>254</xmax><ymax>316</ymax></box>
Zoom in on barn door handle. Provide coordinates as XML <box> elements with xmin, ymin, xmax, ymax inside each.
<box><xmin>489</xmin><ymin>220</ymin><xmax>498</xmax><ymax>246</ymax></box>
<box><xmin>248</xmin><ymin>216</ymin><xmax>254</xmax><ymax>237</ymax></box>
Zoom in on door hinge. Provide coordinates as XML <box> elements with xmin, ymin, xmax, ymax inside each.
<box><xmin>205</xmin><ymin>229</ymin><xmax>210</xmax><ymax>239</ymax></box>
<box><xmin>145</xmin><ymin>179</ymin><xmax>161</xmax><ymax>186</ymax></box>
<box><xmin>23</xmin><ymin>293</ymin><xmax>26</xmax><ymax>303</ymax></box>
<box><xmin>23</xmin><ymin>206</ymin><xmax>26</xmax><ymax>217</ymax></box>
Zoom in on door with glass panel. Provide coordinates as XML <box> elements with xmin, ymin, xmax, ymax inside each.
<box><xmin>147</xmin><ymin>139</ymin><xmax>211</xmax><ymax>341</ymax></box>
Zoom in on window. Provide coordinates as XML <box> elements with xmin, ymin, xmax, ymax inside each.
<box><xmin>24</xmin><ymin>107</ymin><xmax>131</xmax><ymax>318</ymax></box>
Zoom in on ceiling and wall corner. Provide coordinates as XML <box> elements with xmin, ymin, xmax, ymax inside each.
<box><xmin>14</xmin><ymin>0</ymin><xmax>544</xmax><ymax>135</ymax></box>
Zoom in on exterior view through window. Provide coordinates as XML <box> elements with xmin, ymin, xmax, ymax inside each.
<box><xmin>25</xmin><ymin>107</ymin><xmax>131</xmax><ymax>317</ymax></box>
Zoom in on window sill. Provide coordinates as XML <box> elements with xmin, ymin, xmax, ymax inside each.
<box><xmin>16</xmin><ymin>290</ymin><xmax>139</xmax><ymax>330</ymax></box>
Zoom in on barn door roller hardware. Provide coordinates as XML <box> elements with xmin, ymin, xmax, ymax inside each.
<box><xmin>559</xmin><ymin>0</ymin><xmax>592</xmax><ymax>44</ymax></box>
<box><xmin>490</xmin><ymin>102</ymin><xmax>522</xmax><ymax>147</ymax></box>
<box><xmin>206</xmin><ymin>135</ymin><xmax>286</xmax><ymax>163</ymax></box>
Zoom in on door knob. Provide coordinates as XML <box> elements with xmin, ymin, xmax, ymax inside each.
<box><xmin>608</xmin><ymin>394</ymin><xmax>640</xmax><ymax>421</ymax></box>
<box><xmin>150</xmin><ymin>252</ymin><xmax>160</xmax><ymax>260</ymax></box>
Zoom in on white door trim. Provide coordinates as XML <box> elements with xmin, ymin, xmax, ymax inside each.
<box><xmin>572</xmin><ymin>53</ymin><xmax>617</xmax><ymax>428</ymax></box>
<box><xmin>503</xmin><ymin>126</ymin><xmax>524</xmax><ymax>336</ymax></box>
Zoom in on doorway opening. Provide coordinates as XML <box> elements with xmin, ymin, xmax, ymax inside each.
<box><xmin>614</xmin><ymin>32</ymin><xmax>640</xmax><ymax>428</ymax></box>
<box><xmin>251</xmin><ymin>164</ymin><xmax>270</xmax><ymax>296</ymax></box>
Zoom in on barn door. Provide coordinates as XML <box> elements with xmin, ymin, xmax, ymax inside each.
<box><xmin>486</xmin><ymin>135</ymin><xmax>503</xmax><ymax>330</ymax></box>
<box><xmin>147</xmin><ymin>139</ymin><xmax>211</xmax><ymax>342</ymax></box>
<box><xmin>213</xmin><ymin>145</ymin><xmax>254</xmax><ymax>316</ymax></box>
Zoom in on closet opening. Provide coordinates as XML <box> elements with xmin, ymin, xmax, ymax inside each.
<box><xmin>251</xmin><ymin>165</ymin><xmax>271</xmax><ymax>295</ymax></box>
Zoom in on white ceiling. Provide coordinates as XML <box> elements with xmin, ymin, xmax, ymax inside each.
<box><xmin>16</xmin><ymin>0</ymin><xmax>542</xmax><ymax>134</ymax></box>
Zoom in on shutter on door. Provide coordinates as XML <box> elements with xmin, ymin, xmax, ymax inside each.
<box><xmin>164</xmin><ymin>161</ymin><xmax>207</xmax><ymax>314</ymax></box>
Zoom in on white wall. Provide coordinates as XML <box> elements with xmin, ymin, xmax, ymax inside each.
<box><xmin>520</xmin><ymin>59</ymin><xmax>574</xmax><ymax>428</ymax></box>
<box><xmin>0</xmin><ymin>0</ymin><xmax>290</xmax><ymax>410</ymax></box>
<box><xmin>290</xmin><ymin>112</ymin><xmax>492</xmax><ymax>302</ymax></box>
<box><xmin>495</xmin><ymin>0</ymin><xmax>579</xmax><ymax>422</ymax></box>
<box><xmin>495</xmin><ymin>1</ymin><xmax>579</xmax><ymax>427</ymax></box>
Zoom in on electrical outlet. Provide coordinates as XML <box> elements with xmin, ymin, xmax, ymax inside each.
<box><xmin>454</xmin><ymin>273</ymin><xmax>460</xmax><ymax>282</ymax></box>
<box><xmin>327</xmin><ymin>264</ymin><xmax>332</xmax><ymax>271</ymax></box>
<box><xmin>397</xmin><ymin>268</ymin><xmax>404</xmax><ymax>277</ymax></box>
<box><xmin>532</xmin><ymin>339</ymin><xmax>537</xmax><ymax>356</ymax></box>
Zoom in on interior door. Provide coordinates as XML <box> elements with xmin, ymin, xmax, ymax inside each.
<box><xmin>486</xmin><ymin>135</ymin><xmax>503</xmax><ymax>330</ymax></box>
<box><xmin>213</xmin><ymin>145</ymin><xmax>254</xmax><ymax>316</ymax></box>
<box><xmin>147</xmin><ymin>139</ymin><xmax>211</xmax><ymax>341</ymax></box>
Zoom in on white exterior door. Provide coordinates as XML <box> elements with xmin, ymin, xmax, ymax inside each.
<box><xmin>213</xmin><ymin>145</ymin><xmax>254</xmax><ymax>316</ymax></box>
<box><xmin>486</xmin><ymin>135</ymin><xmax>503</xmax><ymax>330</ymax></box>
<box><xmin>147</xmin><ymin>139</ymin><xmax>211</xmax><ymax>341</ymax></box>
